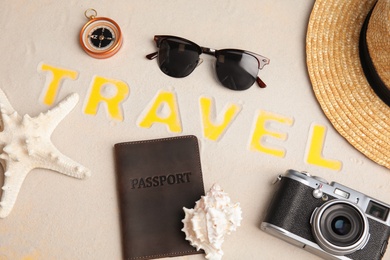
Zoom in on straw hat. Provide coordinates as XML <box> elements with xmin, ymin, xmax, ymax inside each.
<box><xmin>306</xmin><ymin>0</ymin><xmax>390</xmax><ymax>169</ymax></box>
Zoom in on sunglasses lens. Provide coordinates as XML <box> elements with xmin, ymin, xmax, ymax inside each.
<box><xmin>157</xmin><ymin>38</ymin><xmax>201</xmax><ymax>78</ymax></box>
<box><xmin>215</xmin><ymin>50</ymin><xmax>259</xmax><ymax>90</ymax></box>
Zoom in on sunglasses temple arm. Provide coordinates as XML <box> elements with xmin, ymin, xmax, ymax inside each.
<box><xmin>146</xmin><ymin>51</ymin><xmax>158</xmax><ymax>60</ymax></box>
<box><xmin>256</xmin><ymin>76</ymin><xmax>267</xmax><ymax>88</ymax></box>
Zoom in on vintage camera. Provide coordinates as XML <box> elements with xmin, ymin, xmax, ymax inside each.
<box><xmin>261</xmin><ymin>169</ymin><xmax>390</xmax><ymax>260</ymax></box>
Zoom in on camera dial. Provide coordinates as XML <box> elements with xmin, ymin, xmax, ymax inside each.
<box><xmin>311</xmin><ymin>199</ymin><xmax>370</xmax><ymax>256</ymax></box>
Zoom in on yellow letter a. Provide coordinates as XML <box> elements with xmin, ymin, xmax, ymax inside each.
<box><xmin>138</xmin><ymin>90</ymin><xmax>182</xmax><ymax>133</ymax></box>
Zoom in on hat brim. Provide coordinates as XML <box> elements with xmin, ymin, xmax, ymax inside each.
<box><xmin>306</xmin><ymin>0</ymin><xmax>390</xmax><ymax>169</ymax></box>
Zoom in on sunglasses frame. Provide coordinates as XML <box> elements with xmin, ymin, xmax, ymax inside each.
<box><xmin>146</xmin><ymin>35</ymin><xmax>270</xmax><ymax>89</ymax></box>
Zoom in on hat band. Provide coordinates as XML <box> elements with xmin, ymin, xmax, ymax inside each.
<box><xmin>359</xmin><ymin>5</ymin><xmax>390</xmax><ymax>107</ymax></box>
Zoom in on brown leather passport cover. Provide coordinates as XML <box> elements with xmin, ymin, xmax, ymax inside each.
<box><xmin>114</xmin><ymin>135</ymin><xmax>205</xmax><ymax>260</ymax></box>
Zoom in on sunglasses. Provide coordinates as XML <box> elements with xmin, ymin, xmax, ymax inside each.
<box><xmin>146</xmin><ymin>35</ymin><xmax>270</xmax><ymax>91</ymax></box>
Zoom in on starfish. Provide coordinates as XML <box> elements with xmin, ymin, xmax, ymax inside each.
<box><xmin>0</xmin><ymin>89</ymin><xmax>90</xmax><ymax>218</ymax></box>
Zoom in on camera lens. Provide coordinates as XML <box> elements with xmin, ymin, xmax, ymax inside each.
<box><xmin>332</xmin><ymin>216</ymin><xmax>352</xmax><ymax>236</ymax></box>
<box><xmin>321</xmin><ymin>204</ymin><xmax>364</xmax><ymax>247</ymax></box>
<box><xmin>311</xmin><ymin>200</ymin><xmax>370</xmax><ymax>256</ymax></box>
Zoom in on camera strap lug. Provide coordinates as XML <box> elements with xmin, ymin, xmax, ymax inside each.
<box><xmin>272</xmin><ymin>175</ymin><xmax>282</xmax><ymax>185</ymax></box>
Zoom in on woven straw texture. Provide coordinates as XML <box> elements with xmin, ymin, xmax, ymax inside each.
<box><xmin>306</xmin><ymin>0</ymin><xmax>390</xmax><ymax>169</ymax></box>
<box><xmin>367</xmin><ymin>0</ymin><xmax>390</xmax><ymax>88</ymax></box>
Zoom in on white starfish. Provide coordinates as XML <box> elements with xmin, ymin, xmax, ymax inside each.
<box><xmin>0</xmin><ymin>89</ymin><xmax>90</xmax><ymax>218</ymax></box>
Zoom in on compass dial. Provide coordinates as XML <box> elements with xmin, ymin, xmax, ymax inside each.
<box><xmin>89</xmin><ymin>26</ymin><xmax>115</xmax><ymax>49</ymax></box>
<box><xmin>80</xmin><ymin>17</ymin><xmax>123</xmax><ymax>59</ymax></box>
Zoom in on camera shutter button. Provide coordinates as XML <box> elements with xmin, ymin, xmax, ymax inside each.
<box><xmin>313</xmin><ymin>184</ymin><xmax>323</xmax><ymax>199</ymax></box>
<box><xmin>313</xmin><ymin>188</ymin><xmax>323</xmax><ymax>199</ymax></box>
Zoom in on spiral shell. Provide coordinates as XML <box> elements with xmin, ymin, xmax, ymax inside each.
<box><xmin>182</xmin><ymin>184</ymin><xmax>242</xmax><ymax>260</ymax></box>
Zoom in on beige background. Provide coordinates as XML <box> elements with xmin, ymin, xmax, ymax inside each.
<box><xmin>0</xmin><ymin>1</ymin><xmax>389</xmax><ymax>259</ymax></box>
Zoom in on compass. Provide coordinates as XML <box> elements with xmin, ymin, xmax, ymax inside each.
<box><xmin>79</xmin><ymin>9</ymin><xmax>123</xmax><ymax>59</ymax></box>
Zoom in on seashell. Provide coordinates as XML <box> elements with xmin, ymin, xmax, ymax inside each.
<box><xmin>182</xmin><ymin>184</ymin><xmax>242</xmax><ymax>260</ymax></box>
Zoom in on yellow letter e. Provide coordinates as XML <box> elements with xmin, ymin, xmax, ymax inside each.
<box><xmin>249</xmin><ymin>110</ymin><xmax>294</xmax><ymax>158</ymax></box>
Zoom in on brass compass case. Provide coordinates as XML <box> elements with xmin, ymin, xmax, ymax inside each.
<box><xmin>79</xmin><ymin>9</ymin><xmax>123</xmax><ymax>59</ymax></box>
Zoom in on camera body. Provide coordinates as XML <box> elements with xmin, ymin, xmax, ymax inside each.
<box><xmin>261</xmin><ymin>169</ymin><xmax>390</xmax><ymax>260</ymax></box>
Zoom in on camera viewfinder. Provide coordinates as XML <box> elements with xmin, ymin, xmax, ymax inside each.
<box><xmin>367</xmin><ymin>200</ymin><xmax>390</xmax><ymax>222</ymax></box>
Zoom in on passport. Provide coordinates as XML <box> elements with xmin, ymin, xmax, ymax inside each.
<box><xmin>114</xmin><ymin>135</ymin><xmax>205</xmax><ymax>260</ymax></box>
